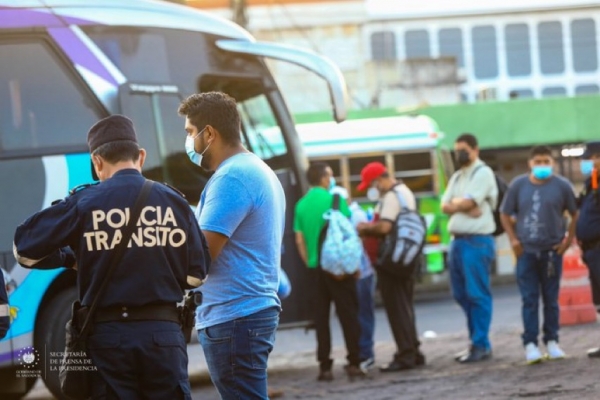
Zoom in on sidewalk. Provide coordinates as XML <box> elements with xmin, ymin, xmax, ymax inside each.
<box><xmin>25</xmin><ymin>283</ymin><xmax>600</xmax><ymax>399</ymax></box>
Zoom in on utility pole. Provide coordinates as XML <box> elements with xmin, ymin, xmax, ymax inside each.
<box><xmin>231</xmin><ymin>0</ymin><xmax>249</xmax><ymax>29</ymax></box>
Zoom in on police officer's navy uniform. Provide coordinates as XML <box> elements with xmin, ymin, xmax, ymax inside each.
<box><xmin>576</xmin><ymin>140</ymin><xmax>600</xmax><ymax>358</ymax></box>
<box><xmin>13</xmin><ymin>115</ymin><xmax>210</xmax><ymax>399</ymax></box>
<box><xmin>576</xmin><ymin>145</ymin><xmax>600</xmax><ymax>310</ymax></box>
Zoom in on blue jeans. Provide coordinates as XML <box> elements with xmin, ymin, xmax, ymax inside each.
<box><xmin>516</xmin><ymin>250</ymin><xmax>562</xmax><ymax>346</ymax></box>
<box><xmin>357</xmin><ymin>274</ymin><xmax>376</xmax><ymax>361</ymax></box>
<box><xmin>199</xmin><ymin>307</ymin><xmax>279</xmax><ymax>400</ymax></box>
<box><xmin>448</xmin><ymin>235</ymin><xmax>495</xmax><ymax>350</ymax></box>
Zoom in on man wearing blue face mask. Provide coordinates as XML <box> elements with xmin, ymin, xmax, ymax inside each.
<box><xmin>575</xmin><ymin>140</ymin><xmax>600</xmax><ymax>358</ymax></box>
<box><xmin>178</xmin><ymin>92</ymin><xmax>285</xmax><ymax>399</ymax></box>
<box><xmin>500</xmin><ymin>145</ymin><xmax>578</xmax><ymax>364</ymax></box>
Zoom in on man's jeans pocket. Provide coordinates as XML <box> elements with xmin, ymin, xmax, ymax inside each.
<box><xmin>248</xmin><ymin>323</ymin><xmax>277</xmax><ymax>370</ymax></box>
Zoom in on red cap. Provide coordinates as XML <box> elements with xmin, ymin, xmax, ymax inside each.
<box><xmin>357</xmin><ymin>162</ymin><xmax>387</xmax><ymax>191</ymax></box>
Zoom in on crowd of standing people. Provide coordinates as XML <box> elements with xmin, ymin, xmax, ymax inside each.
<box><xmin>9</xmin><ymin>91</ymin><xmax>600</xmax><ymax>399</ymax></box>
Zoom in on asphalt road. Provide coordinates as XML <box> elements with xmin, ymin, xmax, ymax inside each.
<box><xmin>24</xmin><ymin>284</ymin><xmax>524</xmax><ymax>399</ymax></box>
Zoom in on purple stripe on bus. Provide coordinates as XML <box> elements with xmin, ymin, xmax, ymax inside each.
<box><xmin>48</xmin><ymin>27</ymin><xmax>118</xmax><ymax>86</ymax></box>
<box><xmin>0</xmin><ymin>6</ymin><xmax>95</xmax><ymax>29</ymax></box>
<box><xmin>0</xmin><ymin>9</ymin><xmax>62</xmax><ymax>28</ymax></box>
<box><xmin>0</xmin><ymin>349</ymin><xmax>15</xmax><ymax>364</ymax></box>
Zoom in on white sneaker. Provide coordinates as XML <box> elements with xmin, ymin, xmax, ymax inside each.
<box><xmin>546</xmin><ymin>340</ymin><xmax>566</xmax><ymax>360</ymax></box>
<box><xmin>359</xmin><ymin>357</ymin><xmax>375</xmax><ymax>373</ymax></box>
<box><xmin>525</xmin><ymin>343</ymin><xmax>543</xmax><ymax>364</ymax></box>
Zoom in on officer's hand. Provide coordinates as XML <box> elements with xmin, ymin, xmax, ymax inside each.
<box><xmin>72</xmin><ymin>262</ymin><xmax>78</xmax><ymax>271</ymax></box>
<box><xmin>511</xmin><ymin>238</ymin><xmax>524</xmax><ymax>257</ymax></box>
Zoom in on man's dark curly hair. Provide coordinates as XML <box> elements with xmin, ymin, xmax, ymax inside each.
<box><xmin>178</xmin><ymin>91</ymin><xmax>241</xmax><ymax>145</ymax></box>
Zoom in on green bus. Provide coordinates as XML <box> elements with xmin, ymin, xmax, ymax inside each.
<box><xmin>294</xmin><ymin>114</ymin><xmax>455</xmax><ymax>274</ymax></box>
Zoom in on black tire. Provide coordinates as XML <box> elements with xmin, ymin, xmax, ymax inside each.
<box><xmin>34</xmin><ymin>287</ymin><xmax>78</xmax><ymax>400</ymax></box>
<box><xmin>0</xmin><ymin>367</ymin><xmax>37</xmax><ymax>399</ymax></box>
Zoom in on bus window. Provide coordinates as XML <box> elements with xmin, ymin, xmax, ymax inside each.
<box><xmin>238</xmin><ymin>94</ymin><xmax>287</xmax><ymax>162</ymax></box>
<box><xmin>0</xmin><ymin>39</ymin><xmax>99</xmax><ymax>154</ymax></box>
<box><xmin>393</xmin><ymin>152</ymin><xmax>434</xmax><ymax>194</ymax></box>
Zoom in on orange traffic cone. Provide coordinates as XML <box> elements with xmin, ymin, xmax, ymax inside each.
<box><xmin>559</xmin><ymin>243</ymin><xmax>597</xmax><ymax>326</ymax></box>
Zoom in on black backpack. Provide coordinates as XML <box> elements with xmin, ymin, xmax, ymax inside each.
<box><xmin>462</xmin><ymin>165</ymin><xmax>507</xmax><ymax>237</ymax></box>
<box><xmin>490</xmin><ymin>173</ymin><xmax>508</xmax><ymax>236</ymax></box>
<box><xmin>376</xmin><ymin>187</ymin><xmax>427</xmax><ymax>278</ymax></box>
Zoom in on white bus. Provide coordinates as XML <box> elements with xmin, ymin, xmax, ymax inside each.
<box><xmin>0</xmin><ymin>0</ymin><xmax>346</xmax><ymax>397</ymax></box>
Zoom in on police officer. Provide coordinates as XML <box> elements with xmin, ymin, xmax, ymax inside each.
<box><xmin>575</xmin><ymin>140</ymin><xmax>600</xmax><ymax>358</ymax></box>
<box><xmin>13</xmin><ymin>115</ymin><xmax>210</xmax><ymax>399</ymax></box>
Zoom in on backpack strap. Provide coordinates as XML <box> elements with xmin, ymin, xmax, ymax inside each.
<box><xmin>392</xmin><ymin>185</ymin><xmax>411</xmax><ymax>212</ymax></box>
<box><xmin>332</xmin><ymin>193</ymin><xmax>341</xmax><ymax>211</ymax></box>
<box><xmin>470</xmin><ymin>164</ymin><xmax>484</xmax><ymax>180</ymax></box>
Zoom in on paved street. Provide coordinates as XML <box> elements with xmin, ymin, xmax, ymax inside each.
<box><xmin>24</xmin><ymin>283</ymin><xmax>600</xmax><ymax>399</ymax></box>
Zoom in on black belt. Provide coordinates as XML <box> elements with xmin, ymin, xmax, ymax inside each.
<box><xmin>452</xmin><ymin>234</ymin><xmax>487</xmax><ymax>239</ymax></box>
<box><xmin>78</xmin><ymin>304</ymin><xmax>181</xmax><ymax>324</ymax></box>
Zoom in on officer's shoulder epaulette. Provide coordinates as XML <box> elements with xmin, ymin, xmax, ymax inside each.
<box><xmin>160</xmin><ymin>182</ymin><xmax>186</xmax><ymax>199</ymax></box>
<box><xmin>69</xmin><ymin>182</ymin><xmax>100</xmax><ymax>196</ymax></box>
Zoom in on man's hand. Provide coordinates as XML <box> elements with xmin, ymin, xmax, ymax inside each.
<box><xmin>356</xmin><ymin>222</ymin><xmax>370</xmax><ymax>236</ymax></box>
<box><xmin>467</xmin><ymin>207</ymin><xmax>482</xmax><ymax>218</ymax></box>
<box><xmin>510</xmin><ymin>238</ymin><xmax>524</xmax><ymax>257</ymax></box>
<box><xmin>554</xmin><ymin>240</ymin><xmax>571</xmax><ymax>256</ymax></box>
<box><xmin>442</xmin><ymin>202</ymin><xmax>457</xmax><ymax>215</ymax></box>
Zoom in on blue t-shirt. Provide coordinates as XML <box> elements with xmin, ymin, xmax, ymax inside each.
<box><xmin>195</xmin><ymin>152</ymin><xmax>285</xmax><ymax>329</ymax></box>
<box><xmin>500</xmin><ymin>174</ymin><xmax>577</xmax><ymax>252</ymax></box>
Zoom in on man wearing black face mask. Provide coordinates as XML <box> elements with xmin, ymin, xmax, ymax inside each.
<box><xmin>441</xmin><ymin>133</ymin><xmax>498</xmax><ymax>363</ymax></box>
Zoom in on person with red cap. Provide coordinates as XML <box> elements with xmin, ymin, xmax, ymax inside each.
<box><xmin>356</xmin><ymin>162</ymin><xmax>425</xmax><ymax>372</ymax></box>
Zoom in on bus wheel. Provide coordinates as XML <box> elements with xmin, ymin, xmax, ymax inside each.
<box><xmin>34</xmin><ymin>287</ymin><xmax>78</xmax><ymax>400</ymax></box>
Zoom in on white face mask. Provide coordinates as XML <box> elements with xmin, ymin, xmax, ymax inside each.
<box><xmin>367</xmin><ymin>187</ymin><xmax>380</xmax><ymax>201</ymax></box>
<box><xmin>329</xmin><ymin>176</ymin><xmax>336</xmax><ymax>190</ymax></box>
<box><xmin>185</xmin><ymin>127</ymin><xmax>209</xmax><ymax>167</ymax></box>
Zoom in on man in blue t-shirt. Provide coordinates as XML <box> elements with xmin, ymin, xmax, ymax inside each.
<box><xmin>500</xmin><ymin>145</ymin><xmax>578</xmax><ymax>364</ymax></box>
<box><xmin>178</xmin><ymin>92</ymin><xmax>285</xmax><ymax>399</ymax></box>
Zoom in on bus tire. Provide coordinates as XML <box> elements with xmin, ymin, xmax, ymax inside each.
<box><xmin>34</xmin><ymin>287</ymin><xmax>77</xmax><ymax>400</ymax></box>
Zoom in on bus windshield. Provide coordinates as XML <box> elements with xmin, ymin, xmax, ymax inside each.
<box><xmin>84</xmin><ymin>26</ymin><xmax>211</xmax><ymax>96</ymax></box>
